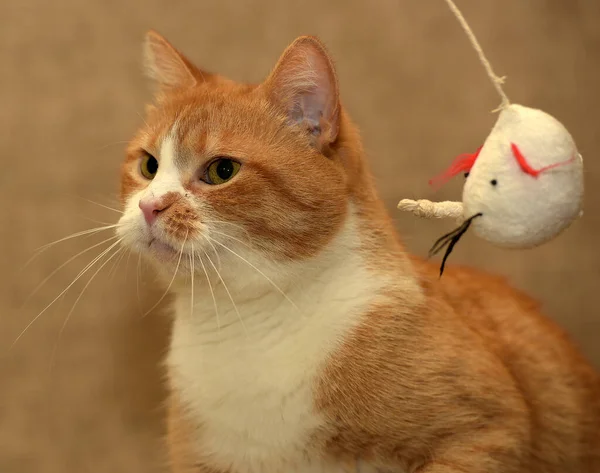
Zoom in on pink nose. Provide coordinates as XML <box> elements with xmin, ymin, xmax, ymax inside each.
<box><xmin>139</xmin><ymin>194</ymin><xmax>176</xmax><ymax>225</ymax></box>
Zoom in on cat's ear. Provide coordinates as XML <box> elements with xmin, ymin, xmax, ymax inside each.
<box><xmin>264</xmin><ymin>36</ymin><xmax>340</xmax><ymax>149</ymax></box>
<box><xmin>143</xmin><ymin>30</ymin><xmax>210</xmax><ymax>90</ymax></box>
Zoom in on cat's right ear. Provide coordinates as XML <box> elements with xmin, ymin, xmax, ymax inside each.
<box><xmin>143</xmin><ymin>30</ymin><xmax>210</xmax><ymax>91</ymax></box>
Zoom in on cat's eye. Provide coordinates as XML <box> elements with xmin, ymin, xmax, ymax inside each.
<box><xmin>140</xmin><ymin>152</ymin><xmax>159</xmax><ymax>180</ymax></box>
<box><xmin>205</xmin><ymin>158</ymin><xmax>241</xmax><ymax>185</ymax></box>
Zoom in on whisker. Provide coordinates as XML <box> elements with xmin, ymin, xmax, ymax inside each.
<box><xmin>437</xmin><ymin>225</ymin><xmax>470</xmax><ymax>277</ymax></box>
<box><xmin>108</xmin><ymin>244</ymin><xmax>128</xmax><ymax>281</ymax></box>
<box><xmin>428</xmin><ymin>225</ymin><xmax>465</xmax><ymax>258</ymax></box>
<box><xmin>136</xmin><ymin>111</ymin><xmax>151</xmax><ymax>129</ymax></box>
<box><xmin>136</xmin><ymin>252</ymin><xmax>143</xmax><ymax>315</ymax></box>
<box><xmin>95</xmin><ymin>140</ymin><xmax>130</xmax><ymax>151</ymax></box>
<box><xmin>11</xmin><ymin>239</ymin><xmax>123</xmax><ymax>349</ymax></box>
<box><xmin>21</xmin><ymin>235</ymin><xmax>119</xmax><ymax>308</ymax></box>
<box><xmin>208</xmin><ymin>237</ymin><xmax>298</xmax><ymax>311</ymax></box>
<box><xmin>79</xmin><ymin>216</ymin><xmax>118</xmax><ymax>227</ymax></box>
<box><xmin>202</xmin><ymin>219</ymin><xmax>252</xmax><ymax>240</ymax></box>
<box><xmin>196</xmin><ymin>246</ymin><xmax>220</xmax><ymax>333</ymax></box>
<box><xmin>209</xmin><ymin>230</ymin><xmax>253</xmax><ymax>250</ymax></box>
<box><xmin>204</xmin><ymin>236</ymin><xmax>222</xmax><ymax>271</ymax></box>
<box><xmin>20</xmin><ymin>225</ymin><xmax>118</xmax><ymax>271</ymax></box>
<box><xmin>34</xmin><ymin>224</ymin><xmax>119</xmax><ymax>251</ymax></box>
<box><xmin>189</xmin><ymin>246</ymin><xmax>194</xmax><ymax>319</ymax></box>
<box><xmin>77</xmin><ymin>197</ymin><xmax>123</xmax><ymax>215</ymax></box>
<box><xmin>204</xmin><ymin>249</ymin><xmax>246</xmax><ymax>335</ymax></box>
<box><xmin>49</xmin><ymin>245</ymin><xmax>124</xmax><ymax>371</ymax></box>
<box><xmin>429</xmin><ymin>213</ymin><xmax>482</xmax><ymax>277</ymax></box>
<box><xmin>142</xmin><ymin>231</ymin><xmax>188</xmax><ymax>318</ymax></box>
<box><xmin>89</xmin><ymin>194</ymin><xmax>122</xmax><ymax>209</ymax></box>
<box><xmin>125</xmin><ymin>248</ymin><xmax>133</xmax><ymax>274</ymax></box>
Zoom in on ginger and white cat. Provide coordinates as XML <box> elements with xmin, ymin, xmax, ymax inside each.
<box><xmin>116</xmin><ymin>31</ymin><xmax>600</xmax><ymax>473</ymax></box>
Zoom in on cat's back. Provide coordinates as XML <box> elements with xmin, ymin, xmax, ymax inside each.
<box><xmin>412</xmin><ymin>258</ymin><xmax>600</xmax><ymax>470</ymax></box>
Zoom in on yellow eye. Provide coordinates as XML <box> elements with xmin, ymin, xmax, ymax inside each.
<box><xmin>206</xmin><ymin>158</ymin><xmax>241</xmax><ymax>185</ymax></box>
<box><xmin>140</xmin><ymin>152</ymin><xmax>158</xmax><ymax>180</ymax></box>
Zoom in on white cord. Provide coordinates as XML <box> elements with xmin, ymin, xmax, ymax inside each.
<box><xmin>443</xmin><ymin>0</ymin><xmax>510</xmax><ymax>109</ymax></box>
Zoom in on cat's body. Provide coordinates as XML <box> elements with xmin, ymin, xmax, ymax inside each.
<box><xmin>117</xmin><ymin>32</ymin><xmax>600</xmax><ymax>473</ymax></box>
<box><xmin>168</xmin><ymin>208</ymin><xmax>386</xmax><ymax>473</ymax></box>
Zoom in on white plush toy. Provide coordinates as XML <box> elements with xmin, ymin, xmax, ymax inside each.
<box><xmin>398</xmin><ymin>0</ymin><xmax>584</xmax><ymax>276</ymax></box>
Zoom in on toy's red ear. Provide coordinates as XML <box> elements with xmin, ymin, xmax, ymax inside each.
<box><xmin>510</xmin><ymin>142</ymin><xmax>576</xmax><ymax>178</ymax></box>
<box><xmin>429</xmin><ymin>146</ymin><xmax>482</xmax><ymax>189</ymax></box>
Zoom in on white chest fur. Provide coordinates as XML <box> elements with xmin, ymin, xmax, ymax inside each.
<box><xmin>166</xmin><ymin>217</ymin><xmax>389</xmax><ymax>473</ymax></box>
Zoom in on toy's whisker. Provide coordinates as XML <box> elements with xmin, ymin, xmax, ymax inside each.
<box><xmin>438</xmin><ymin>220</ymin><xmax>473</xmax><ymax>277</ymax></box>
<box><xmin>429</xmin><ymin>213</ymin><xmax>482</xmax><ymax>277</ymax></box>
<box><xmin>428</xmin><ymin>220</ymin><xmax>471</xmax><ymax>257</ymax></box>
<box><xmin>428</xmin><ymin>226</ymin><xmax>464</xmax><ymax>258</ymax></box>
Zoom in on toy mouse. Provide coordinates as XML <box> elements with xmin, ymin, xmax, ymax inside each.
<box><xmin>398</xmin><ymin>0</ymin><xmax>585</xmax><ymax>276</ymax></box>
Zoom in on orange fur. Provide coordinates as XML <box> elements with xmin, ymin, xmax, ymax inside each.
<box><xmin>315</xmin><ymin>260</ymin><xmax>600</xmax><ymax>472</ymax></box>
<box><xmin>120</xmin><ymin>32</ymin><xmax>600</xmax><ymax>473</ymax></box>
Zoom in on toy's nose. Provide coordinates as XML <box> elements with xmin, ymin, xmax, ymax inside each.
<box><xmin>139</xmin><ymin>193</ymin><xmax>180</xmax><ymax>225</ymax></box>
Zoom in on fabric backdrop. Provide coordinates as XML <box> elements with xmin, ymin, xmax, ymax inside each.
<box><xmin>1</xmin><ymin>1</ymin><xmax>598</xmax><ymax>471</ymax></box>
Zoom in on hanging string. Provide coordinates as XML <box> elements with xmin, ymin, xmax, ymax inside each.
<box><xmin>443</xmin><ymin>0</ymin><xmax>510</xmax><ymax>110</ymax></box>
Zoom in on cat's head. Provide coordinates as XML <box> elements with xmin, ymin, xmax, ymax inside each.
<box><xmin>117</xmin><ymin>32</ymin><xmax>365</xmax><ymax>284</ymax></box>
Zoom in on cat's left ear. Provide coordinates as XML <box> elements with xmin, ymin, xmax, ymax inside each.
<box><xmin>263</xmin><ymin>36</ymin><xmax>340</xmax><ymax>150</ymax></box>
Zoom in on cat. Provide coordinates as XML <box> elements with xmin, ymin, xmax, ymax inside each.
<box><xmin>116</xmin><ymin>31</ymin><xmax>600</xmax><ymax>473</ymax></box>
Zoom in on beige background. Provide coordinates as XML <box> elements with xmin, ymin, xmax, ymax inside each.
<box><xmin>1</xmin><ymin>0</ymin><xmax>598</xmax><ymax>471</ymax></box>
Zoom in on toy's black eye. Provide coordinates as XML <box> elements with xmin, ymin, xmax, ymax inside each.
<box><xmin>464</xmin><ymin>172</ymin><xmax>470</xmax><ymax>178</ymax></box>
<box><xmin>490</xmin><ymin>179</ymin><xmax>498</xmax><ymax>186</ymax></box>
